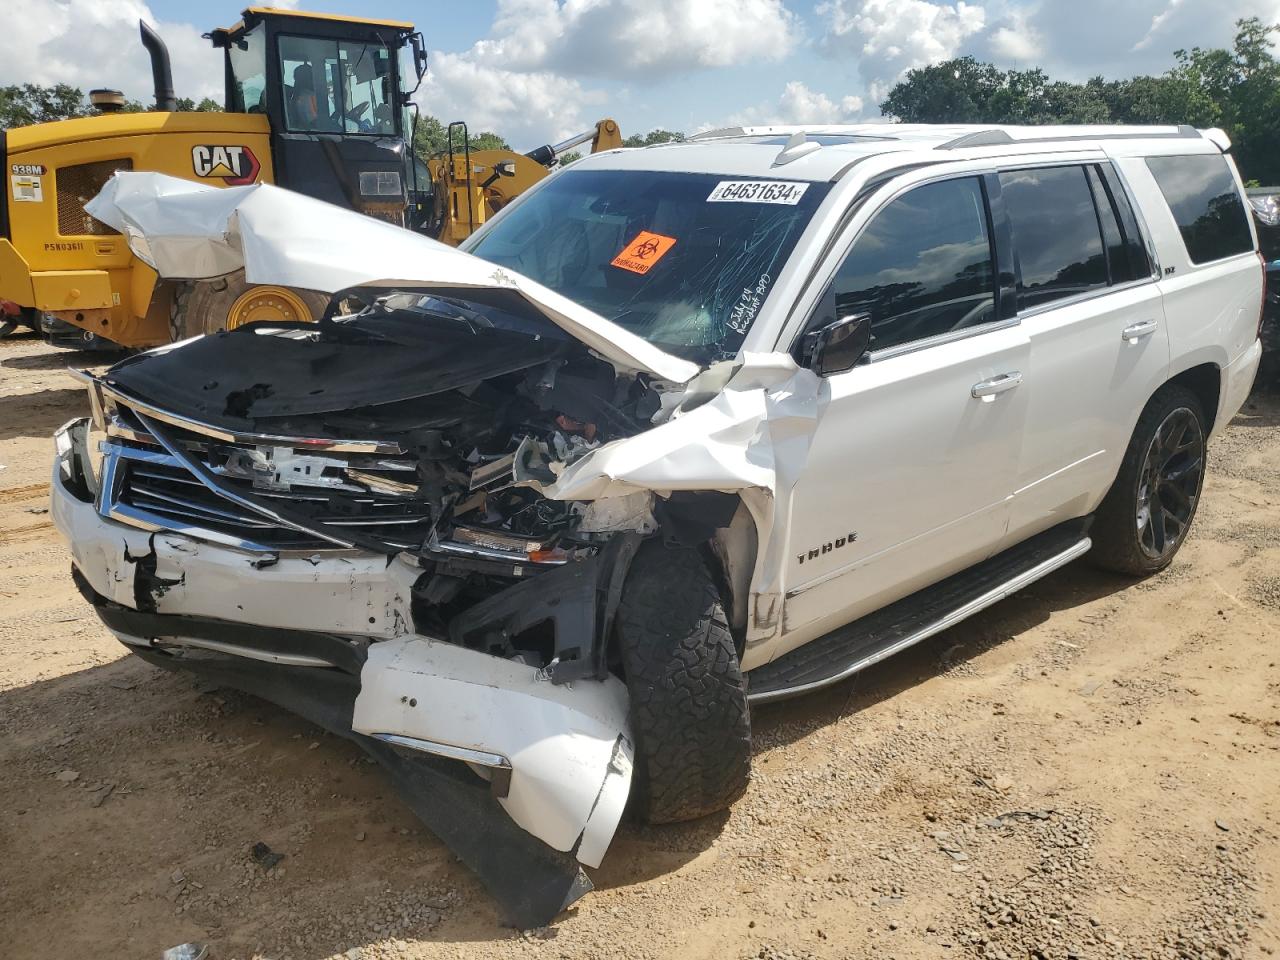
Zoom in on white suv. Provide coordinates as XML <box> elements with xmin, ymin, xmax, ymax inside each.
<box><xmin>53</xmin><ymin>124</ymin><xmax>1263</xmax><ymax>924</ymax></box>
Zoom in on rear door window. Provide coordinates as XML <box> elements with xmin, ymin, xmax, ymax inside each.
<box><xmin>822</xmin><ymin>176</ymin><xmax>996</xmax><ymax>354</ymax></box>
<box><xmin>1145</xmin><ymin>154</ymin><xmax>1254</xmax><ymax>264</ymax></box>
<box><xmin>998</xmin><ymin>165</ymin><xmax>1108</xmax><ymax>310</ymax></box>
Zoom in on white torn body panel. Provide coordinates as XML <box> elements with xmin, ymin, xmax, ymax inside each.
<box><xmin>527</xmin><ymin>353</ymin><xmax>828</xmax><ymax>667</ymax></box>
<box><xmin>353</xmin><ymin>639</ymin><xmax>633</xmax><ymax>868</ymax></box>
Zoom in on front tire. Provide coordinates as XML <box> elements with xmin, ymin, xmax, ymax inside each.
<box><xmin>614</xmin><ymin>540</ymin><xmax>752</xmax><ymax>824</ymax></box>
<box><xmin>1090</xmin><ymin>384</ymin><xmax>1207</xmax><ymax>576</ymax></box>
<box><xmin>169</xmin><ymin>269</ymin><xmax>330</xmax><ymax>340</ymax></box>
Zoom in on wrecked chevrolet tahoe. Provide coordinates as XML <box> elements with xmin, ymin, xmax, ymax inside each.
<box><xmin>53</xmin><ymin>124</ymin><xmax>1263</xmax><ymax>923</ymax></box>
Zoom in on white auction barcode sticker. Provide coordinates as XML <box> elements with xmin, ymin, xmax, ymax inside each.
<box><xmin>11</xmin><ymin>175</ymin><xmax>42</xmax><ymax>202</ymax></box>
<box><xmin>707</xmin><ymin>180</ymin><xmax>809</xmax><ymax>205</ymax></box>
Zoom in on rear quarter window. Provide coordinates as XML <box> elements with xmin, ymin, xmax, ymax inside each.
<box><xmin>1145</xmin><ymin>154</ymin><xmax>1254</xmax><ymax>264</ymax></box>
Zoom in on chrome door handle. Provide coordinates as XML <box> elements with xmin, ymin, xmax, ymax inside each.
<box><xmin>1122</xmin><ymin>319</ymin><xmax>1158</xmax><ymax>342</ymax></box>
<box><xmin>971</xmin><ymin>371</ymin><xmax>1023</xmax><ymax>399</ymax></box>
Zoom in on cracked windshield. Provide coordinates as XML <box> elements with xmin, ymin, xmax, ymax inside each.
<box><xmin>467</xmin><ymin>169</ymin><xmax>831</xmax><ymax>363</ymax></box>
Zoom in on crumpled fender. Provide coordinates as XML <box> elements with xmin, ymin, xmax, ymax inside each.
<box><xmin>352</xmin><ymin>637</ymin><xmax>633</xmax><ymax>868</ymax></box>
<box><xmin>85</xmin><ymin>172</ymin><xmax>698</xmax><ymax>384</ymax></box>
<box><xmin>533</xmin><ymin>352</ymin><xmax>828</xmax><ymax>653</ymax></box>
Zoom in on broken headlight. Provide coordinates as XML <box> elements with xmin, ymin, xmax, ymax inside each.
<box><xmin>53</xmin><ymin>417</ymin><xmax>99</xmax><ymax>502</ymax></box>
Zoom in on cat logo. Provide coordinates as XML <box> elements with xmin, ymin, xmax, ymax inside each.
<box><xmin>191</xmin><ymin>145</ymin><xmax>261</xmax><ymax>185</ymax></box>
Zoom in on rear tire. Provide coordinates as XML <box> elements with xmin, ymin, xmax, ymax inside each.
<box><xmin>0</xmin><ymin>319</ymin><xmax>17</xmax><ymax>338</ymax></box>
<box><xmin>169</xmin><ymin>269</ymin><xmax>329</xmax><ymax>340</ymax></box>
<box><xmin>1090</xmin><ymin>384</ymin><xmax>1207</xmax><ymax>576</ymax></box>
<box><xmin>614</xmin><ymin>540</ymin><xmax>752</xmax><ymax>824</ymax></box>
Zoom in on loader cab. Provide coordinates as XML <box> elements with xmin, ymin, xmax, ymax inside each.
<box><xmin>209</xmin><ymin>8</ymin><xmax>427</xmax><ymax>224</ymax></box>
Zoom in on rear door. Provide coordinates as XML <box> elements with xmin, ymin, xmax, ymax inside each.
<box><xmin>775</xmin><ymin>173</ymin><xmax>1030</xmax><ymax>654</ymax></box>
<box><xmin>1000</xmin><ymin>162</ymin><xmax>1170</xmax><ymax>543</ymax></box>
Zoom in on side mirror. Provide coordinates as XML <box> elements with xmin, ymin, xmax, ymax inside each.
<box><xmin>805</xmin><ymin>313</ymin><xmax>872</xmax><ymax>376</ymax></box>
<box><xmin>411</xmin><ymin>33</ymin><xmax>428</xmax><ymax>82</ymax></box>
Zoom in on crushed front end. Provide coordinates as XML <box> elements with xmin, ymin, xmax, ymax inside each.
<box><xmin>50</xmin><ymin>298</ymin><xmax>676</xmax><ymax>923</ymax></box>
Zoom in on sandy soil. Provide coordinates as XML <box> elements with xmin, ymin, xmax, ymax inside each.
<box><xmin>0</xmin><ymin>331</ymin><xmax>1277</xmax><ymax>960</ymax></box>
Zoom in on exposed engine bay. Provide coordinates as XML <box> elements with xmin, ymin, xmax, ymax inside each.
<box><xmin>93</xmin><ymin>292</ymin><xmax>738</xmax><ymax>684</ymax></box>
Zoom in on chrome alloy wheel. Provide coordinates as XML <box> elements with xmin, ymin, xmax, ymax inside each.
<box><xmin>1135</xmin><ymin>406</ymin><xmax>1204</xmax><ymax>561</ymax></box>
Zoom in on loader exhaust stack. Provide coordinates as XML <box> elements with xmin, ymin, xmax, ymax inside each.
<box><xmin>139</xmin><ymin>20</ymin><xmax>177</xmax><ymax>112</ymax></box>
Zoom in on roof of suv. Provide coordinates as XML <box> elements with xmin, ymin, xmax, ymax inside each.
<box><xmin>578</xmin><ymin>123</ymin><xmax>1229</xmax><ymax>183</ymax></box>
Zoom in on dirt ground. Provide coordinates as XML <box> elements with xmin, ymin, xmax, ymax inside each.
<box><xmin>0</xmin><ymin>330</ymin><xmax>1277</xmax><ymax>960</ymax></box>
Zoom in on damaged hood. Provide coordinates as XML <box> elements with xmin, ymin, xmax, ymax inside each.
<box><xmin>86</xmin><ymin>172</ymin><xmax>699</xmax><ymax>384</ymax></box>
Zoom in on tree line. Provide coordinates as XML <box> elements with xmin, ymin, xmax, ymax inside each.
<box><xmin>880</xmin><ymin>18</ymin><xmax>1280</xmax><ymax>184</ymax></box>
<box><xmin>0</xmin><ymin>83</ymin><xmax>220</xmax><ymax>126</ymax></box>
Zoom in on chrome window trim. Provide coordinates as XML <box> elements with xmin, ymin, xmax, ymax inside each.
<box><xmin>1015</xmin><ymin>274</ymin><xmax>1160</xmax><ymax>322</ymax></box>
<box><xmin>862</xmin><ymin>316</ymin><xmax>1021</xmax><ymax>364</ymax></box>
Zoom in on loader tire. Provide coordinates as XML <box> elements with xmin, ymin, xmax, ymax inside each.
<box><xmin>614</xmin><ymin>540</ymin><xmax>752</xmax><ymax>824</ymax></box>
<box><xmin>169</xmin><ymin>269</ymin><xmax>329</xmax><ymax>341</ymax></box>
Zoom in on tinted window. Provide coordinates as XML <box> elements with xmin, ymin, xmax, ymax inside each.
<box><xmin>999</xmin><ymin>166</ymin><xmax>1108</xmax><ymax>309</ymax></box>
<box><xmin>1097</xmin><ymin>164</ymin><xmax>1153</xmax><ymax>281</ymax></box>
<box><xmin>825</xmin><ymin>177</ymin><xmax>995</xmax><ymax>353</ymax></box>
<box><xmin>1146</xmin><ymin>154</ymin><xmax>1253</xmax><ymax>264</ymax></box>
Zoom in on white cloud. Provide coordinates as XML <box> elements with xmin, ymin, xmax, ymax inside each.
<box><xmin>818</xmin><ymin>0</ymin><xmax>987</xmax><ymax>102</ymax></box>
<box><xmin>419</xmin><ymin>0</ymin><xmax>803</xmax><ymax>150</ymax></box>
<box><xmin>0</xmin><ymin>0</ymin><xmax>221</xmax><ymax>103</ymax></box>
<box><xmin>417</xmin><ymin>53</ymin><xmax>604</xmax><ymax>148</ymax></box>
<box><xmin>1027</xmin><ymin>0</ymin><xmax>1280</xmax><ymax>80</ymax></box>
<box><xmin>470</xmin><ymin>0</ymin><xmax>802</xmax><ymax>77</ymax></box>
<box><xmin>988</xmin><ymin>7</ymin><xmax>1042</xmax><ymax>62</ymax></box>
<box><xmin>717</xmin><ymin>80</ymin><xmax>865</xmax><ymax>128</ymax></box>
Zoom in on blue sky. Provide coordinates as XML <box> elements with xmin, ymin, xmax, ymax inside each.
<box><xmin>6</xmin><ymin>0</ymin><xmax>1279</xmax><ymax>149</ymax></box>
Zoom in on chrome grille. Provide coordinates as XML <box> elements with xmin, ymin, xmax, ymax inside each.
<box><xmin>97</xmin><ymin>394</ymin><xmax>432</xmax><ymax>553</ymax></box>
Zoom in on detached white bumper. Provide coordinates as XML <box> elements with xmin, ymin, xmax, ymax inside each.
<box><xmin>52</xmin><ymin>420</ymin><xmax>633</xmax><ymax>868</ymax></box>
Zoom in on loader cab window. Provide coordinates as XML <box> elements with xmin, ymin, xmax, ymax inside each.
<box><xmin>278</xmin><ymin>35</ymin><xmax>396</xmax><ymax>136</ymax></box>
<box><xmin>227</xmin><ymin>24</ymin><xmax>267</xmax><ymax>113</ymax></box>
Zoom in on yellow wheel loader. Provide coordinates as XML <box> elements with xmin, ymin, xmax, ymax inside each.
<box><xmin>0</xmin><ymin>8</ymin><xmax>429</xmax><ymax>349</ymax></box>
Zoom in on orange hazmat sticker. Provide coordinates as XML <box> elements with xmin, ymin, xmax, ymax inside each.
<box><xmin>610</xmin><ymin>231</ymin><xmax>677</xmax><ymax>275</ymax></box>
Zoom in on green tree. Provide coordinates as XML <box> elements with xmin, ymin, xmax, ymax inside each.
<box><xmin>878</xmin><ymin>56</ymin><xmax>1010</xmax><ymax>123</ymax></box>
<box><xmin>879</xmin><ymin>18</ymin><xmax>1280</xmax><ymax>183</ymax></box>
<box><xmin>0</xmin><ymin>83</ymin><xmax>92</xmax><ymax>126</ymax></box>
<box><xmin>175</xmin><ymin>97</ymin><xmax>223</xmax><ymax>112</ymax></box>
<box><xmin>623</xmin><ymin>129</ymin><xmax>685</xmax><ymax>147</ymax></box>
<box><xmin>411</xmin><ymin>113</ymin><xmax>509</xmax><ymax>159</ymax></box>
<box><xmin>1</xmin><ymin>84</ymin><xmax>227</xmax><ymax>127</ymax></box>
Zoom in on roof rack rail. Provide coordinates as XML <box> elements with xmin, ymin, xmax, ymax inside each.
<box><xmin>937</xmin><ymin>125</ymin><xmax>1206</xmax><ymax>151</ymax></box>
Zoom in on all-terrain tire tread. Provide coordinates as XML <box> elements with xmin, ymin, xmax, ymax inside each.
<box><xmin>615</xmin><ymin>541</ymin><xmax>752</xmax><ymax>824</ymax></box>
